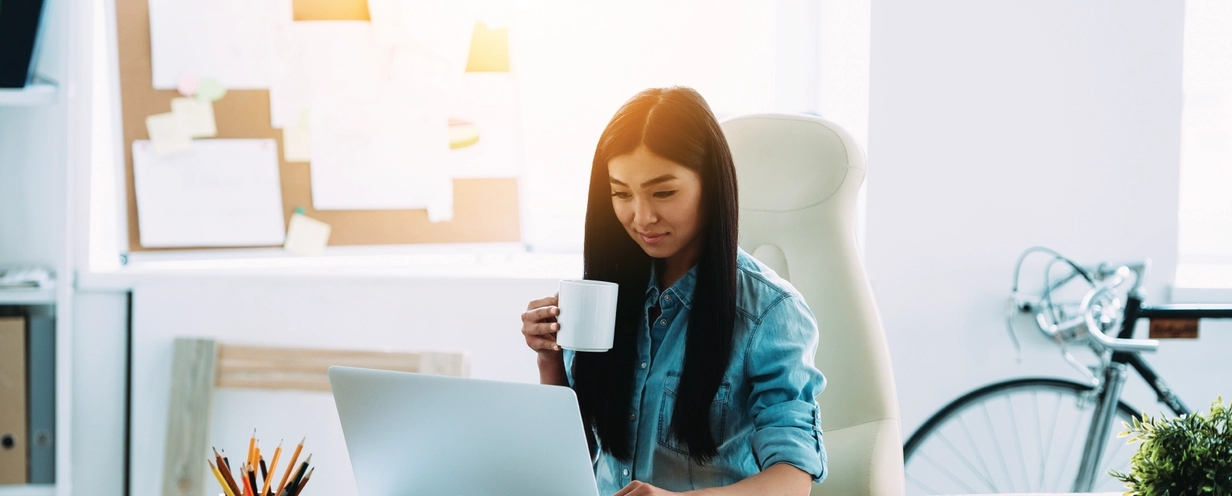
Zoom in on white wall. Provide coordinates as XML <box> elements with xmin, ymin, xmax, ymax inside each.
<box><xmin>867</xmin><ymin>0</ymin><xmax>1231</xmax><ymax>439</ymax></box>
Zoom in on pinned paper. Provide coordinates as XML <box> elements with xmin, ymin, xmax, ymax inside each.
<box><xmin>176</xmin><ymin>72</ymin><xmax>198</xmax><ymax>97</ymax></box>
<box><xmin>148</xmin><ymin>0</ymin><xmax>280</xmax><ymax>89</ymax></box>
<box><xmin>284</xmin><ymin>210</ymin><xmax>331</xmax><ymax>256</ymax></box>
<box><xmin>145</xmin><ymin>112</ymin><xmax>192</xmax><ymax>155</ymax></box>
<box><xmin>132</xmin><ymin>139</ymin><xmax>285</xmax><ymax>247</ymax></box>
<box><xmin>196</xmin><ymin>78</ymin><xmax>227</xmax><ymax>102</ymax></box>
<box><xmin>171</xmin><ymin>97</ymin><xmax>217</xmax><ymax>138</ymax></box>
<box><xmin>283</xmin><ymin>109</ymin><xmax>311</xmax><ymax>162</ymax></box>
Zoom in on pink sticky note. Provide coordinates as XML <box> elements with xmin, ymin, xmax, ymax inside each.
<box><xmin>177</xmin><ymin>73</ymin><xmax>199</xmax><ymax>97</ymax></box>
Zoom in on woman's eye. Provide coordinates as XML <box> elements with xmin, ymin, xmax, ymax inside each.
<box><xmin>654</xmin><ymin>191</ymin><xmax>676</xmax><ymax>198</ymax></box>
<box><xmin>611</xmin><ymin>191</ymin><xmax>631</xmax><ymax>199</ymax></box>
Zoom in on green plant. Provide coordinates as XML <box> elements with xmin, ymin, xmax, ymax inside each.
<box><xmin>1111</xmin><ymin>397</ymin><xmax>1232</xmax><ymax>496</ymax></box>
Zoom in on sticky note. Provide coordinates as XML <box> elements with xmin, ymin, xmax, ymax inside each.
<box><xmin>465</xmin><ymin>22</ymin><xmax>510</xmax><ymax>72</ymax></box>
<box><xmin>177</xmin><ymin>72</ymin><xmax>198</xmax><ymax>97</ymax></box>
<box><xmin>145</xmin><ymin>112</ymin><xmax>192</xmax><ymax>155</ymax></box>
<box><xmin>292</xmin><ymin>0</ymin><xmax>369</xmax><ymax>20</ymax></box>
<box><xmin>171</xmin><ymin>97</ymin><xmax>217</xmax><ymax>138</ymax></box>
<box><xmin>196</xmin><ymin>78</ymin><xmax>227</xmax><ymax>102</ymax></box>
<box><xmin>282</xmin><ymin>109</ymin><xmax>311</xmax><ymax>162</ymax></box>
<box><xmin>284</xmin><ymin>212</ymin><xmax>331</xmax><ymax>256</ymax></box>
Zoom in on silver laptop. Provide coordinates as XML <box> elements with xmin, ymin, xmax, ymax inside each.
<box><xmin>328</xmin><ymin>366</ymin><xmax>600</xmax><ymax>496</ymax></box>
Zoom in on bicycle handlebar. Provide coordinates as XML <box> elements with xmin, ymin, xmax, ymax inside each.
<box><xmin>1079</xmin><ymin>266</ymin><xmax>1160</xmax><ymax>353</ymax></box>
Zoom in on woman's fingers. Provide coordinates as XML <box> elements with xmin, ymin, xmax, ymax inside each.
<box><xmin>526</xmin><ymin>295</ymin><xmax>559</xmax><ymax>311</ymax></box>
<box><xmin>522</xmin><ymin>322</ymin><xmax>560</xmax><ymax>337</ymax></box>
<box><xmin>521</xmin><ymin>305</ymin><xmax>559</xmax><ymax>324</ymax></box>
<box><xmin>525</xmin><ymin>335</ymin><xmax>559</xmax><ymax>352</ymax></box>
<box><xmin>613</xmin><ymin>481</ymin><xmax>646</xmax><ymax>496</ymax></box>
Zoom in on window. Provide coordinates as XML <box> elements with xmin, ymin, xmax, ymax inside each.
<box><xmin>1178</xmin><ymin>0</ymin><xmax>1232</xmax><ymax>286</ymax></box>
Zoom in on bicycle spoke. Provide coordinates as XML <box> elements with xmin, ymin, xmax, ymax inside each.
<box><xmin>937</xmin><ymin>430</ymin><xmax>998</xmax><ymax>492</ymax></box>
<box><xmin>959</xmin><ymin>412</ymin><xmax>998</xmax><ymax>491</ymax></box>
<box><xmin>905</xmin><ymin>472</ymin><xmax>941</xmax><ymax>496</ymax></box>
<box><xmin>917</xmin><ymin>451</ymin><xmax>979</xmax><ymax>493</ymax></box>
<box><xmin>1038</xmin><ymin>391</ymin><xmax>1063</xmax><ymax>491</ymax></box>
<box><xmin>982</xmin><ymin>402</ymin><xmax>1016</xmax><ymax>493</ymax></box>
<box><xmin>1032</xmin><ymin>391</ymin><xmax>1045</xmax><ymax>491</ymax></box>
<box><xmin>1006</xmin><ymin>395</ymin><xmax>1031</xmax><ymax>491</ymax></box>
<box><xmin>1053</xmin><ymin>395</ymin><xmax>1088</xmax><ymax>493</ymax></box>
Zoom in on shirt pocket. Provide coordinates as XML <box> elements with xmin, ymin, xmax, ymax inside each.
<box><xmin>657</xmin><ymin>370</ymin><xmax>731</xmax><ymax>455</ymax></box>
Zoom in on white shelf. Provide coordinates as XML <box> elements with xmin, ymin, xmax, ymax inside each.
<box><xmin>0</xmin><ymin>485</ymin><xmax>55</xmax><ymax>496</ymax></box>
<box><xmin>0</xmin><ymin>83</ymin><xmax>58</xmax><ymax>107</ymax></box>
<box><xmin>0</xmin><ymin>283</ymin><xmax>57</xmax><ymax>305</ymax></box>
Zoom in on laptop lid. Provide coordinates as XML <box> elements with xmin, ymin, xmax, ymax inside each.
<box><xmin>328</xmin><ymin>366</ymin><xmax>600</xmax><ymax>496</ymax></box>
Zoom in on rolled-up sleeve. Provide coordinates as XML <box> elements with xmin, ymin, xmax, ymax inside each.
<box><xmin>745</xmin><ymin>294</ymin><xmax>828</xmax><ymax>482</ymax></box>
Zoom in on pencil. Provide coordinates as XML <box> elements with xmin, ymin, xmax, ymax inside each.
<box><xmin>261</xmin><ymin>440</ymin><xmax>282</xmax><ymax>496</ymax></box>
<box><xmin>288</xmin><ymin>454</ymin><xmax>311</xmax><ymax>494</ymax></box>
<box><xmin>241</xmin><ymin>464</ymin><xmax>253</xmax><ymax>496</ymax></box>
<box><xmin>214</xmin><ymin>447</ymin><xmax>241</xmax><ymax>496</ymax></box>
<box><xmin>275</xmin><ymin>437</ymin><xmax>304</xmax><ymax>496</ymax></box>
<box><xmin>209</xmin><ymin>459</ymin><xmax>238</xmax><ymax>496</ymax></box>
<box><xmin>248</xmin><ymin>462</ymin><xmax>258</xmax><ymax>496</ymax></box>
<box><xmin>248</xmin><ymin>429</ymin><xmax>257</xmax><ymax>468</ymax></box>
<box><xmin>290</xmin><ymin>467</ymin><xmax>313</xmax><ymax>496</ymax></box>
<box><xmin>259</xmin><ymin>456</ymin><xmax>268</xmax><ymax>488</ymax></box>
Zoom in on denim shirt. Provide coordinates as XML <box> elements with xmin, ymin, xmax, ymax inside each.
<box><xmin>564</xmin><ymin>247</ymin><xmax>827</xmax><ymax>494</ymax></box>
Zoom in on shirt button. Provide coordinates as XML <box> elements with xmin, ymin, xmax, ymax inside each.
<box><xmin>641</xmin><ymin>362</ymin><xmax>648</xmax><ymax>369</ymax></box>
<box><xmin>622</xmin><ymin>469</ymin><xmax>630</xmax><ymax>477</ymax></box>
<box><xmin>665</xmin><ymin>294</ymin><xmax>671</xmax><ymax>301</ymax></box>
<box><xmin>629</xmin><ymin>413</ymin><xmax>636</xmax><ymax>421</ymax></box>
<box><xmin>659</xmin><ymin>319</ymin><xmax>667</xmax><ymax>326</ymax></box>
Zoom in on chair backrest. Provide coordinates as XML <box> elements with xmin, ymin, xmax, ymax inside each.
<box><xmin>721</xmin><ymin>114</ymin><xmax>904</xmax><ymax>496</ymax></box>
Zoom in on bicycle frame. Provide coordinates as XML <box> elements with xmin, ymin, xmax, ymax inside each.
<box><xmin>1072</xmin><ymin>292</ymin><xmax>1232</xmax><ymax>491</ymax></box>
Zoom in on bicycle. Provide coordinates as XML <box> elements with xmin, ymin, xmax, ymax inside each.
<box><xmin>901</xmin><ymin>247</ymin><xmax>1232</xmax><ymax>495</ymax></box>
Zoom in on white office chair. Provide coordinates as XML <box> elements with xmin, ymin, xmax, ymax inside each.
<box><xmin>721</xmin><ymin>114</ymin><xmax>904</xmax><ymax>496</ymax></box>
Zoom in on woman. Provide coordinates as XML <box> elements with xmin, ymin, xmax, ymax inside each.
<box><xmin>521</xmin><ymin>87</ymin><xmax>826</xmax><ymax>496</ymax></box>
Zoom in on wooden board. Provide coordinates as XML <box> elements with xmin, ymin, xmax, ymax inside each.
<box><xmin>116</xmin><ymin>0</ymin><xmax>521</xmax><ymax>251</ymax></box>
<box><xmin>215</xmin><ymin>344</ymin><xmax>469</xmax><ymax>391</ymax></box>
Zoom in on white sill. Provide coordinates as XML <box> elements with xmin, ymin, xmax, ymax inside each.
<box><xmin>1172</xmin><ymin>262</ymin><xmax>1232</xmax><ymax>303</ymax></box>
<box><xmin>77</xmin><ymin>242</ymin><xmax>585</xmax><ymax>290</ymax></box>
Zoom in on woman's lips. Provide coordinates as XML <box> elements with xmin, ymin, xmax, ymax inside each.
<box><xmin>641</xmin><ymin>232</ymin><xmax>666</xmax><ymax>244</ymax></box>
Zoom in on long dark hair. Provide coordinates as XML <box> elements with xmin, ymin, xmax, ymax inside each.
<box><xmin>573</xmin><ymin>87</ymin><xmax>739</xmax><ymax>464</ymax></box>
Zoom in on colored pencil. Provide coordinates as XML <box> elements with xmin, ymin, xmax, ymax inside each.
<box><xmin>247</xmin><ymin>430</ymin><xmax>257</xmax><ymax>468</ymax></box>
<box><xmin>275</xmin><ymin>437</ymin><xmax>304</xmax><ymax>496</ymax></box>
<box><xmin>290</xmin><ymin>467</ymin><xmax>313</xmax><ymax>496</ymax></box>
<box><xmin>259</xmin><ymin>456</ymin><xmax>268</xmax><ymax>488</ymax></box>
<box><xmin>285</xmin><ymin>454</ymin><xmax>311</xmax><ymax>496</ymax></box>
<box><xmin>241</xmin><ymin>464</ymin><xmax>253</xmax><ymax>496</ymax></box>
<box><xmin>209</xmin><ymin>459</ymin><xmax>238</xmax><ymax>496</ymax></box>
<box><xmin>248</xmin><ymin>462</ymin><xmax>258</xmax><ymax>496</ymax></box>
<box><xmin>261</xmin><ymin>440</ymin><xmax>282</xmax><ymax>496</ymax></box>
<box><xmin>213</xmin><ymin>447</ymin><xmax>241</xmax><ymax>496</ymax></box>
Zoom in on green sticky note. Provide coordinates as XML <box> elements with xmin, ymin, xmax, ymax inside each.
<box><xmin>195</xmin><ymin>78</ymin><xmax>227</xmax><ymax>102</ymax></box>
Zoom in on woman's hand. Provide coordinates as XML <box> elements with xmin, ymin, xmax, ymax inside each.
<box><xmin>523</xmin><ymin>295</ymin><xmax>569</xmax><ymax>386</ymax></box>
<box><xmin>521</xmin><ymin>295</ymin><xmax>561</xmax><ymax>355</ymax></box>
<box><xmin>614</xmin><ymin>481</ymin><xmax>682</xmax><ymax>496</ymax></box>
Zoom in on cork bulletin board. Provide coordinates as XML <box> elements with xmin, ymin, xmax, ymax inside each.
<box><xmin>115</xmin><ymin>0</ymin><xmax>522</xmax><ymax>251</ymax></box>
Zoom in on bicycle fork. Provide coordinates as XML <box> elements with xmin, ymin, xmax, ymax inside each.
<box><xmin>1072</xmin><ymin>362</ymin><xmax>1129</xmax><ymax>492</ymax></box>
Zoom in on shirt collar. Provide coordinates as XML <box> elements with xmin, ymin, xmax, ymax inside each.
<box><xmin>645</xmin><ymin>259</ymin><xmax>699</xmax><ymax>308</ymax></box>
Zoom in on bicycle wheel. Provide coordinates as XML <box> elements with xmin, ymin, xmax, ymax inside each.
<box><xmin>903</xmin><ymin>378</ymin><xmax>1140</xmax><ymax>495</ymax></box>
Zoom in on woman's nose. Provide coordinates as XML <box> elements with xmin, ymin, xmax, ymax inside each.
<box><xmin>633</xmin><ymin>198</ymin><xmax>657</xmax><ymax>225</ymax></box>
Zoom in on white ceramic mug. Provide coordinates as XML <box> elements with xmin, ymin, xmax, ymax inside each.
<box><xmin>556</xmin><ymin>279</ymin><xmax>619</xmax><ymax>352</ymax></box>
